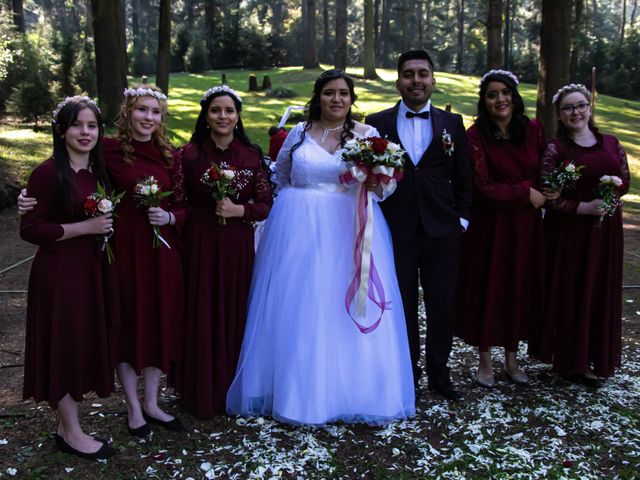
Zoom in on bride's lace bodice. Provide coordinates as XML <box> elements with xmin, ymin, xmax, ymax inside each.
<box><xmin>275</xmin><ymin>122</ymin><xmax>379</xmax><ymax>189</ymax></box>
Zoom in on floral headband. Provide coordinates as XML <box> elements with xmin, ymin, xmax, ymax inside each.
<box><xmin>552</xmin><ymin>83</ymin><xmax>589</xmax><ymax>104</ymax></box>
<box><xmin>479</xmin><ymin>69</ymin><xmax>519</xmax><ymax>88</ymax></box>
<box><xmin>52</xmin><ymin>95</ymin><xmax>100</xmax><ymax>123</ymax></box>
<box><xmin>201</xmin><ymin>85</ymin><xmax>242</xmax><ymax>104</ymax></box>
<box><xmin>123</xmin><ymin>87</ymin><xmax>168</xmax><ymax>101</ymax></box>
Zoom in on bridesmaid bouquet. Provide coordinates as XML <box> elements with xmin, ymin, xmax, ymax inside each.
<box><xmin>338</xmin><ymin>137</ymin><xmax>405</xmax><ymax>334</ymax></box>
<box><xmin>133</xmin><ymin>176</ymin><xmax>173</xmax><ymax>248</ymax></box>
<box><xmin>201</xmin><ymin>162</ymin><xmax>251</xmax><ymax>225</ymax></box>
<box><xmin>84</xmin><ymin>183</ymin><xmax>125</xmax><ymax>264</ymax></box>
<box><xmin>543</xmin><ymin>160</ymin><xmax>584</xmax><ymax>192</ymax></box>
<box><xmin>595</xmin><ymin>175</ymin><xmax>623</xmax><ymax>226</ymax></box>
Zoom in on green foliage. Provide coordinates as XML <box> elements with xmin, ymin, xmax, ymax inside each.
<box><xmin>184</xmin><ymin>35</ymin><xmax>208</xmax><ymax>74</ymax></box>
<box><xmin>0</xmin><ymin>11</ymin><xmax>25</xmax><ymax>111</ymax></box>
<box><xmin>73</xmin><ymin>38</ymin><xmax>97</xmax><ymax>97</ymax></box>
<box><xmin>7</xmin><ymin>37</ymin><xmax>54</xmax><ymax>124</ymax></box>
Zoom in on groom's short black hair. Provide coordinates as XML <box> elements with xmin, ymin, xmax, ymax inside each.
<box><xmin>397</xmin><ymin>50</ymin><xmax>435</xmax><ymax>74</ymax></box>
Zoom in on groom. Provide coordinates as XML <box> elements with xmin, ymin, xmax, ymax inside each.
<box><xmin>366</xmin><ymin>49</ymin><xmax>473</xmax><ymax>400</ymax></box>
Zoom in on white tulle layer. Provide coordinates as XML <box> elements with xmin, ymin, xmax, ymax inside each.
<box><xmin>227</xmin><ymin>186</ymin><xmax>415</xmax><ymax>425</ymax></box>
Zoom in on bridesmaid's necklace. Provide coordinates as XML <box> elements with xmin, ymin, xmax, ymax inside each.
<box><xmin>319</xmin><ymin>121</ymin><xmax>343</xmax><ymax>144</ymax></box>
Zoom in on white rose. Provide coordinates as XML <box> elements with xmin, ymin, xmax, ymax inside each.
<box><xmin>222</xmin><ymin>170</ymin><xmax>235</xmax><ymax>179</ymax></box>
<box><xmin>565</xmin><ymin>163</ymin><xmax>575</xmax><ymax>172</ymax></box>
<box><xmin>600</xmin><ymin>175</ymin><xmax>611</xmax><ymax>183</ymax></box>
<box><xmin>612</xmin><ymin>176</ymin><xmax>623</xmax><ymax>187</ymax></box>
<box><xmin>150</xmin><ymin>183</ymin><xmax>159</xmax><ymax>194</ymax></box>
<box><xmin>97</xmin><ymin>199</ymin><xmax>113</xmax><ymax>213</ymax></box>
<box><xmin>141</xmin><ymin>185</ymin><xmax>151</xmax><ymax>195</ymax></box>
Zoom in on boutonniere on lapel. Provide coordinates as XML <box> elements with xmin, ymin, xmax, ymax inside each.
<box><xmin>441</xmin><ymin>129</ymin><xmax>454</xmax><ymax>156</ymax></box>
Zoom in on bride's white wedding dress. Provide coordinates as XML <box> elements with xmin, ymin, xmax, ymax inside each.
<box><xmin>226</xmin><ymin>122</ymin><xmax>415</xmax><ymax>425</ymax></box>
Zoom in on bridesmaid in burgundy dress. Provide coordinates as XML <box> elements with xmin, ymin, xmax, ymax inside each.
<box><xmin>540</xmin><ymin>83</ymin><xmax>630</xmax><ymax>387</ymax></box>
<box><xmin>177</xmin><ymin>86</ymin><xmax>273</xmax><ymax>418</ymax></box>
<box><xmin>21</xmin><ymin>97</ymin><xmax>116</xmax><ymax>459</ymax></box>
<box><xmin>107</xmin><ymin>85</ymin><xmax>187</xmax><ymax>435</ymax></box>
<box><xmin>454</xmin><ymin>70</ymin><xmax>550</xmax><ymax>388</ymax></box>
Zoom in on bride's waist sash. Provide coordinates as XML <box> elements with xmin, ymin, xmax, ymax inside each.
<box><xmin>292</xmin><ymin>182</ymin><xmax>349</xmax><ymax>193</ymax></box>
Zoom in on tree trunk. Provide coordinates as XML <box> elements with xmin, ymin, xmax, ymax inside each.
<box><xmin>503</xmin><ymin>0</ymin><xmax>512</xmax><ymax>69</ymax></box>
<box><xmin>204</xmin><ymin>0</ymin><xmax>217</xmax><ymax>69</ymax></box>
<box><xmin>631</xmin><ymin>0</ymin><xmax>638</xmax><ymax>24</ymax></box>
<box><xmin>487</xmin><ymin>0</ymin><xmax>503</xmax><ymax>69</ymax></box>
<box><xmin>536</xmin><ymin>0</ymin><xmax>572</xmax><ymax>139</ymax></box>
<box><xmin>380</xmin><ymin>0</ymin><xmax>391</xmax><ymax>67</ymax></box>
<box><xmin>322</xmin><ymin>0</ymin><xmax>329</xmax><ymax>64</ymax></box>
<box><xmin>363</xmin><ymin>0</ymin><xmax>378</xmax><ymax>78</ymax></box>
<box><xmin>400</xmin><ymin>0</ymin><xmax>408</xmax><ymax>52</ymax></box>
<box><xmin>155</xmin><ymin>0</ymin><xmax>170</xmax><ymax>95</ymax></box>
<box><xmin>11</xmin><ymin>0</ymin><xmax>24</xmax><ymax>32</ymax></box>
<box><xmin>335</xmin><ymin>0</ymin><xmax>347</xmax><ymax>70</ymax></box>
<box><xmin>417</xmin><ymin>0</ymin><xmax>423</xmax><ymax>46</ymax></box>
<box><xmin>456</xmin><ymin>0</ymin><xmax>464</xmax><ymax>73</ymax></box>
<box><xmin>303</xmin><ymin>0</ymin><xmax>319</xmax><ymax>69</ymax></box>
<box><xmin>374</xmin><ymin>0</ymin><xmax>381</xmax><ymax>62</ymax></box>
<box><xmin>270</xmin><ymin>0</ymin><xmax>284</xmax><ymax>66</ymax></box>
<box><xmin>620</xmin><ymin>0</ymin><xmax>627</xmax><ymax>43</ymax></box>
<box><xmin>91</xmin><ymin>0</ymin><xmax>128</xmax><ymax>125</ymax></box>
<box><xmin>569</xmin><ymin>0</ymin><xmax>583</xmax><ymax>79</ymax></box>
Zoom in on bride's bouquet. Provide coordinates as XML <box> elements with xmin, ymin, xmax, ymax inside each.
<box><xmin>339</xmin><ymin>137</ymin><xmax>405</xmax><ymax>335</ymax></box>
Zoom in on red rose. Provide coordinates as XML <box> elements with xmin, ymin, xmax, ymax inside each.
<box><xmin>208</xmin><ymin>167</ymin><xmax>221</xmax><ymax>181</ymax></box>
<box><xmin>84</xmin><ymin>197</ymin><xmax>98</xmax><ymax>213</ymax></box>
<box><xmin>370</xmin><ymin>137</ymin><xmax>388</xmax><ymax>154</ymax></box>
<box><xmin>562</xmin><ymin>460</ymin><xmax>573</xmax><ymax>468</ymax></box>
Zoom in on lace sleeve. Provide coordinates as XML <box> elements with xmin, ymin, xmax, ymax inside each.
<box><xmin>243</xmin><ymin>162</ymin><xmax>274</xmax><ymax>222</ymax></box>
<box><xmin>169</xmin><ymin>148</ymin><xmax>189</xmax><ymax>234</ymax></box>
<box><xmin>274</xmin><ymin>122</ymin><xmax>303</xmax><ymax>190</ymax></box>
<box><xmin>617</xmin><ymin>139</ymin><xmax>631</xmax><ymax>197</ymax></box>
<box><xmin>540</xmin><ymin>142</ymin><xmax>579</xmax><ymax>214</ymax></box>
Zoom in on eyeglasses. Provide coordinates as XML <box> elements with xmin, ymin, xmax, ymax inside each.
<box><xmin>559</xmin><ymin>102</ymin><xmax>590</xmax><ymax>115</ymax></box>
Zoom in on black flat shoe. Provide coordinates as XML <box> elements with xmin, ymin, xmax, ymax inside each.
<box><xmin>54</xmin><ymin>434</ymin><xmax>116</xmax><ymax>460</ymax></box>
<box><xmin>127</xmin><ymin>421</ymin><xmax>151</xmax><ymax>438</ymax></box>
<box><xmin>562</xmin><ymin>374</ymin><xmax>603</xmax><ymax>389</ymax></box>
<box><xmin>142</xmin><ymin>410</ymin><xmax>185</xmax><ymax>432</ymax></box>
<box><xmin>428</xmin><ymin>383</ymin><xmax>463</xmax><ymax>401</ymax></box>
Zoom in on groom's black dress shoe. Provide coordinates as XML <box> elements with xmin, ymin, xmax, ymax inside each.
<box><xmin>428</xmin><ymin>383</ymin><xmax>463</xmax><ymax>401</ymax></box>
<box><xmin>142</xmin><ymin>410</ymin><xmax>186</xmax><ymax>432</ymax></box>
<box><xmin>54</xmin><ymin>434</ymin><xmax>116</xmax><ymax>460</ymax></box>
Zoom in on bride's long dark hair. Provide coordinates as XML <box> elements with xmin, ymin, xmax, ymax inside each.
<box><xmin>289</xmin><ymin>69</ymin><xmax>357</xmax><ymax>159</ymax></box>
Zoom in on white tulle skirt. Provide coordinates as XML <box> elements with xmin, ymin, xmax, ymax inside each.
<box><xmin>227</xmin><ymin>185</ymin><xmax>415</xmax><ymax>425</ymax></box>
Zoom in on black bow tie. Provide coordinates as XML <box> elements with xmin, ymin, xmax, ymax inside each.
<box><xmin>406</xmin><ymin>110</ymin><xmax>430</xmax><ymax>119</ymax></box>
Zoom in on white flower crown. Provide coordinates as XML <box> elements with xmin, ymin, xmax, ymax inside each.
<box><xmin>479</xmin><ymin>69</ymin><xmax>519</xmax><ymax>88</ymax></box>
<box><xmin>201</xmin><ymin>85</ymin><xmax>242</xmax><ymax>104</ymax></box>
<box><xmin>552</xmin><ymin>83</ymin><xmax>589</xmax><ymax>104</ymax></box>
<box><xmin>52</xmin><ymin>95</ymin><xmax>100</xmax><ymax>123</ymax></box>
<box><xmin>123</xmin><ymin>87</ymin><xmax>168</xmax><ymax>101</ymax></box>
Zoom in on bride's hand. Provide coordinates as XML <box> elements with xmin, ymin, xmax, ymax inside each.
<box><xmin>216</xmin><ymin>197</ymin><xmax>245</xmax><ymax>218</ymax></box>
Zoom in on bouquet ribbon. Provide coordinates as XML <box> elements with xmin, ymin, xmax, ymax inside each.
<box><xmin>152</xmin><ymin>225</ymin><xmax>171</xmax><ymax>249</ymax></box>
<box><xmin>339</xmin><ymin>164</ymin><xmax>399</xmax><ymax>334</ymax></box>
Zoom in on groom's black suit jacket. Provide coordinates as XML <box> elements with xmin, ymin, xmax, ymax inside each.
<box><xmin>365</xmin><ymin>102</ymin><xmax>472</xmax><ymax>240</ymax></box>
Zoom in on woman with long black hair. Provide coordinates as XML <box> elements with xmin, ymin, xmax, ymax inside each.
<box><xmin>176</xmin><ymin>85</ymin><xmax>273</xmax><ymax>418</ymax></box>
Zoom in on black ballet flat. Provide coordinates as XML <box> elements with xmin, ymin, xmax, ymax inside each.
<box><xmin>562</xmin><ymin>374</ymin><xmax>604</xmax><ymax>389</ymax></box>
<box><xmin>54</xmin><ymin>434</ymin><xmax>116</xmax><ymax>460</ymax></box>
<box><xmin>127</xmin><ymin>421</ymin><xmax>152</xmax><ymax>438</ymax></box>
<box><xmin>142</xmin><ymin>410</ymin><xmax>185</xmax><ymax>432</ymax></box>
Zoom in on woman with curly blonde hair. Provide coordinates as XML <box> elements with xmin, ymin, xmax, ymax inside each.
<box><xmin>105</xmin><ymin>84</ymin><xmax>187</xmax><ymax>435</ymax></box>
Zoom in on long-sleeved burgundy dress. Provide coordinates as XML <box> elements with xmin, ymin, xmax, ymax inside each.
<box><xmin>539</xmin><ymin>132</ymin><xmax>630</xmax><ymax>378</ymax></box>
<box><xmin>177</xmin><ymin>137</ymin><xmax>272</xmax><ymax>418</ymax></box>
<box><xmin>21</xmin><ymin>159</ymin><xmax>118</xmax><ymax>408</ymax></box>
<box><xmin>103</xmin><ymin>137</ymin><xmax>187</xmax><ymax>374</ymax></box>
<box><xmin>454</xmin><ymin>120</ymin><xmax>546</xmax><ymax>352</ymax></box>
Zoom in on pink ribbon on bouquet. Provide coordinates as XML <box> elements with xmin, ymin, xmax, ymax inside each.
<box><xmin>339</xmin><ymin>163</ymin><xmax>400</xmax><ymax>333</ymax></box>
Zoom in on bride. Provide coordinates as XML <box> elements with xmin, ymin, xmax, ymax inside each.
<box><xmin>226</xmin><ymin>69</ymin><xmax>415</xmax><ymax>425</ymax></box>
